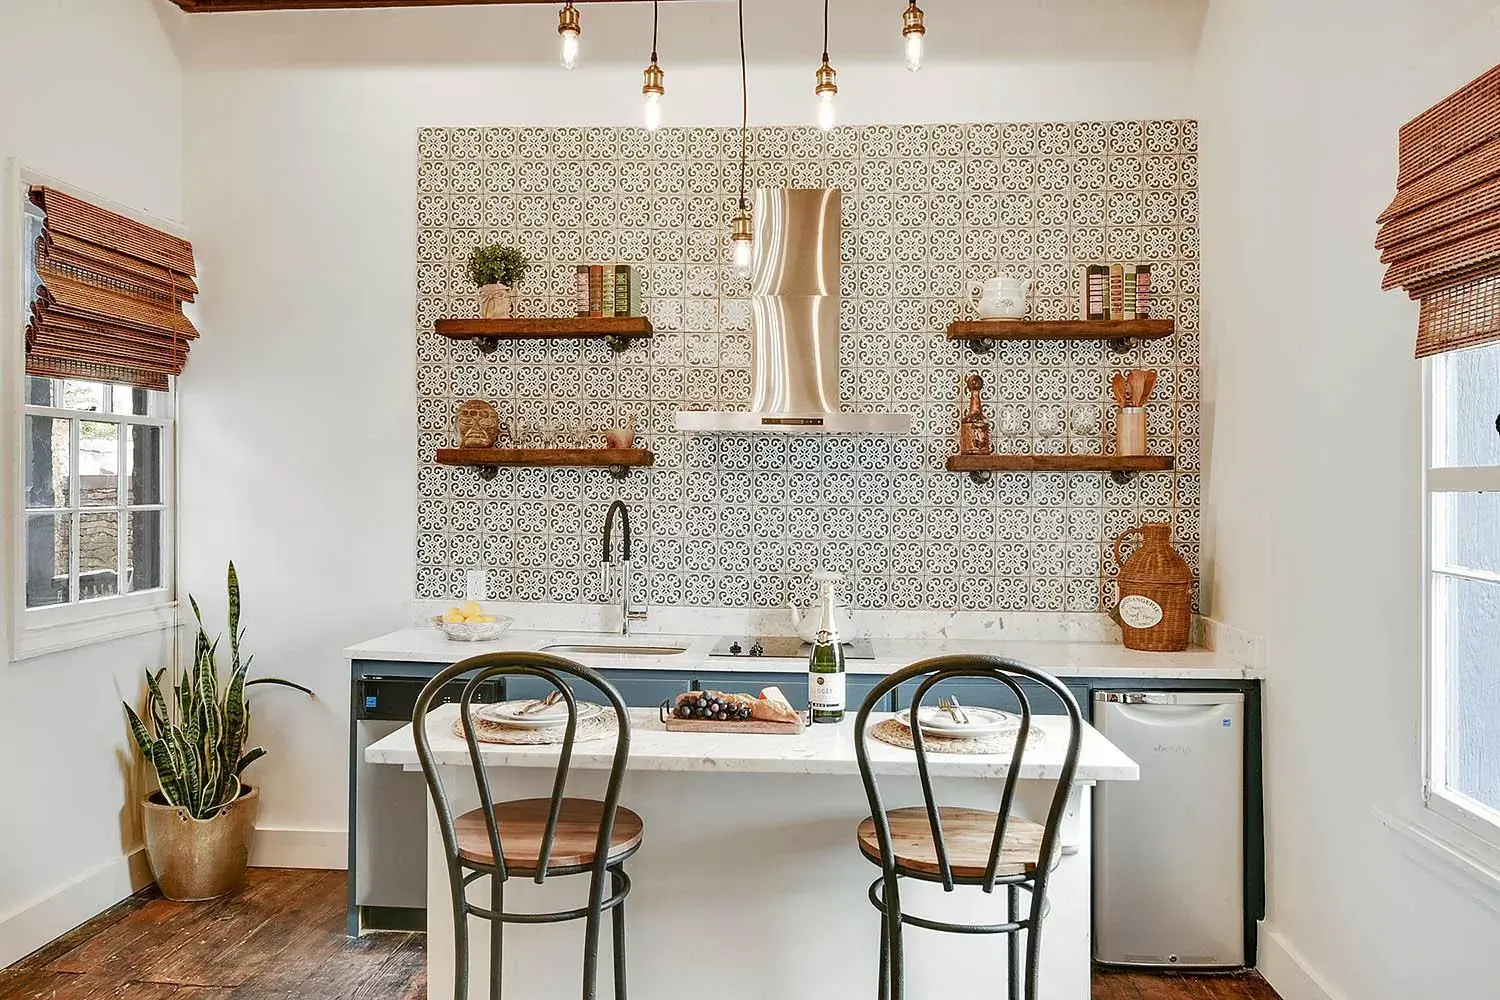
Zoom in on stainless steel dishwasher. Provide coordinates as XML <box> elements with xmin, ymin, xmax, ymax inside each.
<box><xmin>1094</xmin><ymin>691</ymin><xmax>1245</xmax><ymax>969</ymax></box>
<box><xmin>351</xmin><ymin>674</ymin><xmax>496</xmax><ymax>934</ymax></box>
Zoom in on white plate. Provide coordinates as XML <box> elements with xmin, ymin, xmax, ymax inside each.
<box><xmin>474</xmin><ymin>699</ymin><xmax>604</xmax><ymax>729</ymax></box>
<box><xmin>900</xmin><ymin>705</ymin><xmax>1019</xmax><ymax>738</ymax></box>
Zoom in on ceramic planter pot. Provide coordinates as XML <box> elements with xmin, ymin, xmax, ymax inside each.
<box><xmin>478</xmin><ymin>283</ymin><xmax>517</xmax><ymax>319</ymax></box>
<box><xmin>142</xmin><ymin>784</ymin><xmax>259</xmax><ymax>901</ymax></box>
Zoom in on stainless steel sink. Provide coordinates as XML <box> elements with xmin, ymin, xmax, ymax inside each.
<box><xmin>539</xmin><ymin>643</ymin><xmax>689</xmax><ymax>657</ymax></box>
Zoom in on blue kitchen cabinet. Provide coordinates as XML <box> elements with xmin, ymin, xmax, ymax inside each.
<box><xmin>887</xmin><ymin>675</ymin><xmax>1090</xmax><ymax>716</ymax></box>
<box><xmin>501</xmin><ymin>669</ymin><xmax>685</xmax><ymax>709</ymax></box>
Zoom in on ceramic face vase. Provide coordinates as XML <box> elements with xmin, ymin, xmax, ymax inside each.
<box><xmin>456</xmin><ymin>400</ymin><xmax>501</xmax><ymax>448</ymax></box>
<box><xmin>966</xmin><ymin>275</ymin><xmax>1031</xmax><ymax>320</ymax></box>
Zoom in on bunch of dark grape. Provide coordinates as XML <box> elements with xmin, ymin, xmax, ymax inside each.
<box><xmin>676</xmin><ymin>692</ymin><xmax>754</xmax><ymax>723</ymax></box>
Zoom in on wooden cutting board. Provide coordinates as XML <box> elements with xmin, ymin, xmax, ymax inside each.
<box><xmin>659</xmin><ymin>701</ymin><xmax>806</xmax><ymax>735</ymax></box>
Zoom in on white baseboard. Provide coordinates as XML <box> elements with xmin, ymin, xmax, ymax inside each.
<box><xmin>1258</xmin><ymin>925</ymin><xmax>1346</xmax><ymax>1000</ymax></box>
<box><xmin>249</xmin><ymin>826</ymin><xmax>348</xmax><ymax>870</ymax></box>
<box><xmin>0</xmin><ymin>848</ymin><xmax>153</xmax><ymax>969</ymax></box>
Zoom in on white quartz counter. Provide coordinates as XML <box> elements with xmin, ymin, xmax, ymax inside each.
<box><xmin>346</xmin><ymin>627</ymin><xmax>1256</xmax><ymax>680</ymax></box>
<box><xmin>366</xmin><ymin>704</ymin><xmax>1139</xmax><ymax>782</ymax></box>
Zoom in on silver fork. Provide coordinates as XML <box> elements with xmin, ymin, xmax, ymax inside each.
<box><xmin>938</xmin><ymin>696</ymin><xmax>972</xmax><ymax>725</ymax></box>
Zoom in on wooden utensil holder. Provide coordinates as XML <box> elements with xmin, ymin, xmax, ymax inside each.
<box><xmin>1116</xmin><ymin>406</ymin><xmax>1147</xmax><ymax>456</ymax></box>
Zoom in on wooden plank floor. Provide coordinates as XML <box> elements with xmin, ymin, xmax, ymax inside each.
<box><xmin>0</xmin><ymin>868</ymin><xmax>1277</xmax><ymax>999</ymax></box>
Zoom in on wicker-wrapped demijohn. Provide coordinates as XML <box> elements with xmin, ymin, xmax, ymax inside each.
<box><xmin>1110</xmin><ymin>522</ymin><xmax>1194</xmax><ymax>652</ymax></box>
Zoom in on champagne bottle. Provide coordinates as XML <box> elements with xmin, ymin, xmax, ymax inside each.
<box><xmin>808</xmin><ymin>578</ymin><xmax>846</xmax><ymax>724</ymax></box>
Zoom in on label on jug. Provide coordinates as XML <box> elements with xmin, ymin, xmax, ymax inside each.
<box><xmin>1118</xmin><ymin>595</ymin><xmax>1164</xmax><ymax>629</ymax></box>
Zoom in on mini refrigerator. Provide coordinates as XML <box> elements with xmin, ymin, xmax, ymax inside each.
<box><xmin>1094</xmin><ymin>691</ymin><xmax>1245</xmax><ymax>969</ymax></box>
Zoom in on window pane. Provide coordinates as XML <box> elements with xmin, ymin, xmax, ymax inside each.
<box><xmin>126</xmin><ymin>425</ymin><xmax>163</xmax><ymax>505</ymax></box>
<box><xmin>63</xmin><ymin>380</ymin><xmax>105</xmax><ymax>413</ymax></box>
<box><xmin>112</xmin><ymin>385</ymin><xmax>167</xmax><ymax>417</ymax></box>
<box><xmin>24</xmin><ymin>416</ymin><xmax>69</xmax><ymax>509</ymax></box>
<box><xmin>1434</xmin><ymin>492</ymin><xmax>1500</xmax><ymax>575</ymax></box>
<box><xmin>1439</xmin><ymin>574</ymin><xmax>1500</xmax><ymax>813</ymax></box>
<box><xmin>79</xmin><ymin>421</ymin><xmax>119</xmax><ymax>506</ymax></box>
<box><xmin>24</xmin><ymin>513</ymin><xmax>69</xmax><ymax>608</ymax></box>
<box><xmin>26</xmin><ymin>376</ymin><xmax>59</xmax><ymax>407</ymax></box>
<box><xmin>78</xmin><ymin>512</ymin><xmax>120</xmax><ymax>599</ymax></box>
<box><xmin>128</xmin><ymin>510</ymin><xmax>164</xmax><ymax>592</ymax></box>
<box><xmin>1435</xmin><ymin>342</ymin><xmax>1500</xmax><ymax>468</ymax></box>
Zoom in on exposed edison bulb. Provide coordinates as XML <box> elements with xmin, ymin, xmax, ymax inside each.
<box><xmin>817</xmin><ymin>90</ymin><xmax>837</xmax><ymax>131</ymax></box>
<box><xmin>558</xmin><ymin>3</ymin><xmax>581</xmax><ymax>70</ymax></box>
<box><xmin>642</xmin><ymin>61</ymin><xmax>665</xmax><ymax>131</ymax></box>
<box><xmin>643</xmin><ymin>91</ymin><xmax>663</xmax><ymax>131</ymax></box>
<box><xmin>732</xmin><ymin>235</ymin><xmax>753</xmax><ymax>271</ymax></box>
<box><xmin>905</xmin><ymin>30</ymin><xmax>924</xmax><ymax>71</ymax></box>
<box><xmin>731</xmin><ymin>204</ymin><xmax>754</xmax><ymax>272</ymax></box>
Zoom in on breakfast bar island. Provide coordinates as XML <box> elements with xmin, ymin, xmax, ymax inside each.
<box><xmin>366</xmin><ymin>703</ymin><xmax>1139</xmax><ymax>1000</ymax></box>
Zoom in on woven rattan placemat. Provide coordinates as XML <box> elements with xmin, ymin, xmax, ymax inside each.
<box><xmin>453</xmin><ymin>708</ymin><xmax>619</xmax><ymax>745</ymax></box>
<box><xmin>869</xmin><ymin>717</ymin><xmax>1043</xmax><ymax>755</ymax></box>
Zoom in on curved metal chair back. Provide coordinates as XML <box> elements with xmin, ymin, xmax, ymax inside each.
<box><xmin>854</xmin><ymin>654</ymin><xmax>1083</xmax><ymax>894</ymax></box>
<box><xmin>412</xmin><ymin>651</ymin><xmax>632</xmax><ymax>885</ymax></box>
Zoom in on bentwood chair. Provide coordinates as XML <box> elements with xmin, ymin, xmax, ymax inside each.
<box><xmin>413</xmin><ymin>652</ymin><xmax>641</xmax><ymax>1000</ymax></box>
<box><xmin>854</xmin><ymin>655</ymin><xmax>1083</xmax><ymax>1000</ymax></box>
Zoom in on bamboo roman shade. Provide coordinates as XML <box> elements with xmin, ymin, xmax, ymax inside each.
<box><xmin>26</xmin><ymin>186</ymin><xmax>198</xmax><ymax>390</ymax></box>
<box><xmin>1378</xmin><ymin>63</ymin><xmax>1500</xmax><ymax>357</ymax></box>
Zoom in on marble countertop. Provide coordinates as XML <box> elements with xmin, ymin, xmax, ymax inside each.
<box><xmin>365</xmin><ymin>704</ymin><xmax>1140</xmax><ymax>782</ymax></box>
<box><xmin>346</xmin><ymin>627</ymin><xmax>1256</xmax><ymax>680</ymax></box>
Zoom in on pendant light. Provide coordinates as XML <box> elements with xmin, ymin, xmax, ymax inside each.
<box><xmin>731</xmin><ymin>0</ymin><xmax>754</xmax><ymax>272</ymax></box>
<box><xmin>814</xmin><ymin>0</ymin><xmax>838</xmax><ymax>131</ymax></box>
<box><xmin>902</xmin><ymin>1</ymin><xmax>925</xmax><ymax>72</ymax></box>
<box><xmin>558</xmin><ymin>2</ymin><xmax>581</xmax><ymax>70</ymax></box>
<box><xmin>642</xmin><ymin>1</ymin><xmax>665</xmax><ymax>130</ymax></box>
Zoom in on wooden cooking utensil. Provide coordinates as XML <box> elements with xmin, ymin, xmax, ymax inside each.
<box><xmin>1111</xmin><ymin>372</ymin><xmax>1129</xmax><ymax>408</ymax></box>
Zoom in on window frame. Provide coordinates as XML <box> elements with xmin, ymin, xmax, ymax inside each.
<box><xmin>2</xmin><ymin>161</ymin><xmax>179</xmax><ymax>661</ymax></box>
<box><xmin>1421</xmin><ymin>351</ymin><xmax>1500</xmax><ymax>848</ymax></box>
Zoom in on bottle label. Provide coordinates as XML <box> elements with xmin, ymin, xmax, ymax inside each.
<box><xmin>1118</xmin><ymin>595</ymin><xmax>1164</xmax><ymax>629</ymax></box>
<box><xmin>809</xmin><ymin>671</ymin><xmax>845</xmax><ymax>712</ymax></box>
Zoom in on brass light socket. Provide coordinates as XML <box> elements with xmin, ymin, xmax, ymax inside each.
<box><xmin>642</xmin><ymin>60</ymin><xmax>665</xmax><ymax>96</ymax></box>
<box><xmin>557</xmin><ymin>2</ymin><xmax>581</xmax><ymax>37</ymax></box>
<box><xmin>731</xmin><ymin>205</ymin><xmax>754</xmax><ymax>244</ymax></box>
<box><xmin>815</xmin><ymin>57</ymin><xmax>838</xmax><ymax>97</ymax></box>
<box><xmin>902</xmin><ymin>1</ymin><xmax>926</xmax><ymax>39</ymax></box>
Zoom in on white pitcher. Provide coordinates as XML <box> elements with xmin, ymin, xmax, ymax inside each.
<box><xmin>966</xmin><ymin>275</ymin><xmax>1031</xmax><ymax>320</ymax></box>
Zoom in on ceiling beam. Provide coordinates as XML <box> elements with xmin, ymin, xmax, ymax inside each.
<box><xmin>169</xmin><ymin>0</ymin><xmax>695</xmax><ymax>11</ymax></box>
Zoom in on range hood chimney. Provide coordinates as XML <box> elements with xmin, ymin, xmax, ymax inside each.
<box><xmin>675</xmin><ymin>188</ymin><xmax>910</xmax><ymax>434</ymax></box>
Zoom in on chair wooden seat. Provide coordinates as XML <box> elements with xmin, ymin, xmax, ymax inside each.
<box><xmin>455</xmin><ymin>797</ymin><xmax>644</xmax><ymax>870</ymax></box>
<box><xmin>858</xmin><ymin>806</ymin><xmax>1044</xmax><ymax>879</ymax></box>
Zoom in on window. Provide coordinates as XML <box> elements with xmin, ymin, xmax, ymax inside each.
<box><xmin>1424</xmin><ymin>341</ymin><xmax>1500</xmax><ymax>841</ymax></box>
<box><xmin>8</xmin><ymin>180</ymin><xmax>177</xmax><ymax>658</ymax></box>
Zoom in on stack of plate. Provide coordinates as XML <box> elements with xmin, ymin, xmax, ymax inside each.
<box><xmin>898</xmin><ymin>705</ymin><xmax>1020</xmax><ymax>739</ymax></box>
<box><xmin>472</xmin><ymin>699</ymin><xmax>604</xmax><ymax>730</ymax></box>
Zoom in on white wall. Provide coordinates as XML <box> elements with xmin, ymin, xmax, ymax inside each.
<box><xmin>0</xmin><ymin>0</ymin><xmax>184</xmax><ymax>968</ymax></box>
<box><xmin>1196</xmin><ymin>0</ymin><xmax>1500</xmax><ymax>997</ymax></box>
<box><xmin>177</xmin><ymin>1</ymin><xmax>1205</xmax><ymax>852</ymax></box>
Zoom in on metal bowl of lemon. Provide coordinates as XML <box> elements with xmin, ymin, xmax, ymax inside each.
<box><xmin>437</xmin><ymin>601</ymin><xmax>514</xmax><ymax>642</ymax></box>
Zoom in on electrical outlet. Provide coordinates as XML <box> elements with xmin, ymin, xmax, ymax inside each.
<box><xmin>464</xmin><ymin>570</ymin><xmax>487</xmax><ymax>602</ymax></box>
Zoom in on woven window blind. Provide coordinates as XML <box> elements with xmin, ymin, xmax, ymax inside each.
<box><xmin>1377</xmin><ymin>63</ymin><xmax>1500</xmax><ymax>357</ymax></box>
<box><xmin>25</xmin><ymin>186</ymin><xmax>198</xmax><ymax>390</ymax></box>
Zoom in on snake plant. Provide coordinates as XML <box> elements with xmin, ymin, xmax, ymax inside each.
<box><xmin>124</xmin><ymin>563</ymin><xmax>311</xmax><ymax>820</ymax></box>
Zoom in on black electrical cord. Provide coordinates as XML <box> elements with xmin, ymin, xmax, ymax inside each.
<box><xmin>738</xmin><ymin>0</ymin><xmax>748</xmax><ymax>212</ymax></box>
<box><xmin>651</xmin><ymin>0</ymin><xmax>659</xmax><ymax>64</ymax></box>
<box><xmin>823</xmin><ymin>0</ymin><xmax>830</xmax><ymax>64</ymax></box>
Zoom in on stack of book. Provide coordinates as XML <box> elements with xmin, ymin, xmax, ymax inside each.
<box><xmin>1082</xmin><ymin>264</ymin><xmax>1152</xmax><ymax>320</ymax></box>
<box><xmin>575</xmin><ymin>264</ymin><xmax>641</xmax><ymax>318</ymax></box>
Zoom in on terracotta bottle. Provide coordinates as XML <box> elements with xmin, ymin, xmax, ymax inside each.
<box><xmin>1110</xmin><ymin>522</ymin><xmax>1193</xmax><ymax>652</ymax></box>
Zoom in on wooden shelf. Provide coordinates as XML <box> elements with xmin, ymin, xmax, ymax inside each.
<box><xmin>946</xmin><ymin>453</ymin><xmax>1175</xmax><ymax>484</ymax></box>
<box><xmin>435</xmin><ymin>317</ymin><xmax>653</xmax><ymax>354</ymax></box>
<box><xmin>946</xmin><ymin>319</ymin><xmax>1174</xmax><ymax>354</ymax></box>
<box><xmin>436</xmin><ymin>447</ymin><xmax>654</xmax><ymax>481</ymax></box>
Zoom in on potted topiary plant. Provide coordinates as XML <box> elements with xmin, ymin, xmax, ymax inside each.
<box><xmin>123</xmin><ymin>563</ymin><xmax>312</xmax><ymax>901</ymax></box>
<box><xmin>466</xmin><ymin>243</ymin><xmax>530</xmax><ymax>319</ymax></box>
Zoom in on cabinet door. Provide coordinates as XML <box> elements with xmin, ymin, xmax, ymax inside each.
<box><xmin>703</xmin><ymin>671</ymin><xmax>887</xmax><ymax>712</ymax></box>
<box><xmin>500</xmin><ymin>670</ymin><xmax>686</xmax><ymax>708</ymax></box>
<box><xmin>890</xmin><ymin>676</ymin><xmax>1088</xmax><ymax>716</ymax></box>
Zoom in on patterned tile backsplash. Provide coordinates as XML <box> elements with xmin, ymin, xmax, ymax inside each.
<box><xmin>414</xmin><ymin>121</ymin><xmax>1201</xmax><ymax>613</ymax></box>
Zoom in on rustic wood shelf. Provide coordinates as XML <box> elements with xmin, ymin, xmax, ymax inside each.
<box><xmin>436</xmin><ymin>447</ymin><xmax>655</xmax><ymax>481</ymax></box>
<box><xmin>946</xmin><ymin>319</ymin><xmax>1174</xmax><ymax>355</ymax></box>
<box><xmin>435</xmin><ymin>317</ymin><xmax>653</xmax><ymax>354</ymax></box>
<box><xmin>946</xmin><ymin>453</ymin><xmax>1175</xmax><ymax>485</ymax></box>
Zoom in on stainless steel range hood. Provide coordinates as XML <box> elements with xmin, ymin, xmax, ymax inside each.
<box><xmin>675</xmin><ymin>188</ymin><xmax>910</xmax><ymax>435</ymax></box>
